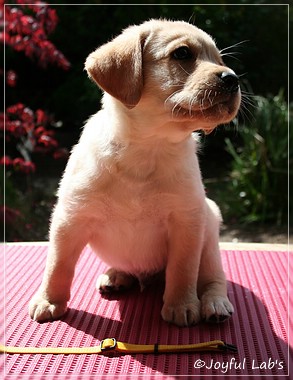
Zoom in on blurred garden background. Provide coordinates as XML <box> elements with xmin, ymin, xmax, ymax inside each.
<box><xmin>1</xmin><ymin>1</ymin><xmax>291</xmax><ymax>243</ymax></box>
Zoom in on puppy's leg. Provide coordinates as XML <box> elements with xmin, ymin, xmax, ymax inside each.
<box><xmin>97</xmin><ymin>268</ymin><xmax>135</xmax><ymax>293</ymax></box>
<box><xmin>29</xmin><ymin>210</ymin><xmax>87</xmax><ymax>322</ymax></box>
<box><xmin>161</xmin><ymin>212</ymin><xmax>203</xmax><ymax>327</ymax></box>
<box><xmin>198</xmin><ymin>199</ymin><xmax>234</xmax><ymax>322</ymax></box>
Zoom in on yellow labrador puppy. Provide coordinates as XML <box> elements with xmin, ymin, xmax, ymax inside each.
<box><xmin>29</xmin><ymin>19</ymin><xmax>241</xmax><ymax>326</ymax></box>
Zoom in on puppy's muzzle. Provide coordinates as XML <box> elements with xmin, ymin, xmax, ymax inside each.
<box><xmin>217</xmin><ymin>71</ymin><xmax>239</xmax><ymax>93</ymax></box>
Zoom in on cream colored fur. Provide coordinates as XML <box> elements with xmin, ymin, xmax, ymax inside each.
<box><xmin>29</xmin><ymin>19</ymin><xmax>241</xmax><ymax>326</ymax></box>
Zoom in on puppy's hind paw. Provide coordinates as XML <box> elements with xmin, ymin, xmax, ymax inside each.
<box><xmin>97</xmin><ymin>268</ymin><xmax>135</xmax><ymax>294</ymax></box>
<box><xmin>201</xmin><ymin>295</ymin><xmax>234</xmax><ymax>323</ymax></box>
<box><xmin>29</xmin><ymin>294</ymin><xmax>67</xmax><ymax>322</ymax></box>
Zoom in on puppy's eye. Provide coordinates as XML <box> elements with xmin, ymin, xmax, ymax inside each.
<box><xmin>171</xmin><ymin>46</ymin><xmax>193</xmax><ymax>60</ymax></box>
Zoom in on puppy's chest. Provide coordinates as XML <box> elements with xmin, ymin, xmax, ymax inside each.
<box><xmin>77</xmin><ymin>145</ymin><xmax>199</xmax><ymax>224</ymax></box>
<box><xmin>96</xmin><ymin>177</ymin><xmax>168</xmax><ymax>223</ymax></box>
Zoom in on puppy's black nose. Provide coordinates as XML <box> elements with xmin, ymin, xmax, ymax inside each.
<box><xmin>219</xmin><ymin>71</ymin><xmax>239</xmax><ymax>93</ymax></box>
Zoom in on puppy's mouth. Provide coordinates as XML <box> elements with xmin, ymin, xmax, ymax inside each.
<box><xmin>181</xmin><ymin>96</ymin><xmax>236</xmax><ymax>116</ymax></box>
<box><xmin>170</xmin><ymin>90</ymin><xmax>241</xmax><ymax>127</ymax></box>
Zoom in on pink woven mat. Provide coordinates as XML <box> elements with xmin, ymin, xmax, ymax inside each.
<box><xmin>0</xmin><ymin>244</ymin><xmax>291</xmax><ymax>379</ymax></box>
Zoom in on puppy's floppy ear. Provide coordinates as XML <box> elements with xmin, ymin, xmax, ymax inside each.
<box><xmin>85</xmin><ymin>26</ymin><xmax>145</xmax><ymax>108</ymax></box>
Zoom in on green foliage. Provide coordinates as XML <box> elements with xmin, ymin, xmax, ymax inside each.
<box><xmin>1</xmin><ymin>168</ymin><xmax>57</xmax><ymax>241</ymax></box>
<box><xmin>224</xmin><ymin>91</ymin><xmax>290</xmax><ymax>225</ymax></box>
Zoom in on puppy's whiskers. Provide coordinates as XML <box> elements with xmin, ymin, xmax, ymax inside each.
<box><xmin>220</xmin><ymin>40</ymin><xmax>248</xmax><ymax>63</ymax></box>
<box><xmin>219</xmin><ymin>40</ymin><xmax>248</xmax><ymax>55</ymax></box>
<box><xmin>239</xmin><ymin>93</ymin><xmax>257</xmax><ymax>123</ymax></box>
<box><xmin>171</xmin><ymin>96</ymin><xmax>185</xmax><ymax>118</ymax></box>
<box><xmin>178</xmin><ymin>64</ymin><xmax>192</xmax><ymax>76</ymax></box>
<box><xmin>220</xmin><ymin>52</ymin><xmax>241</xmax><ymax>61</ymax></box>
<box><xmin>188</xmin><ymin>96</ymin><xmax>195</xmax><ymax>116</ymax></box>
<box><xmin>164</xmin><ymin>89</ymin><xmax>183</xmax><ymax>108</ymax></box>
<box><xmin>189</xmin><ymin>93</ymin><xmax>200</xmax><ymax>113</ymax></box>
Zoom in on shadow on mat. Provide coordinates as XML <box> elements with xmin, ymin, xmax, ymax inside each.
<box><xmin>62</xmin><ymin>281</ymin><xmax>292</xmax><ymax>377</ymax></box>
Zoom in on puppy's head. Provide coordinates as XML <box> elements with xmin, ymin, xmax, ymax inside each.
<box><xmin>85</xmin><ymin>19</ymin><xmax>241</xmax><ymax>133</ymax></box>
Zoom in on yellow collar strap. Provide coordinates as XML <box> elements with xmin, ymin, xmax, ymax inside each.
<box><xmin>1</xmin><ymin>338</ymin><xmax>237</xmax><ymax>355</ymax></box>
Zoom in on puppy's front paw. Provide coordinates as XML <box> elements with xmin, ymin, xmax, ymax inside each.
<box><xmin>97</xmin><ymin>268</ymin><xmax>135</xmax><ymax>293</ymax></box>
<box><xmin>161</xmin><ymin>300</ymin><xmax>201</xmax><ymax>327</ymax></box>
<box><xmin>29</xmin><ymin>294</ymin><xmax>67</xmax><ymax>322</ymax></box>
<box><xmin>201</xmin><ymin>295</ymin><xmax>234</xmax><ymax>323</ymax></box>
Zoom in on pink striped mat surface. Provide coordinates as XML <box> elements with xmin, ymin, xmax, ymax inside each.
<box><xmin>0</xmin><ymin>244</ymin><xmax>291</xmax><ymax>379</ymax></box>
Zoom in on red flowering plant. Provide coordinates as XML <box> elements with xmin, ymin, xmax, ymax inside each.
<box><xmin>1</xmin><ymin>0</ymin><xmax>70</xmax><ymax>241</ymax></box>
